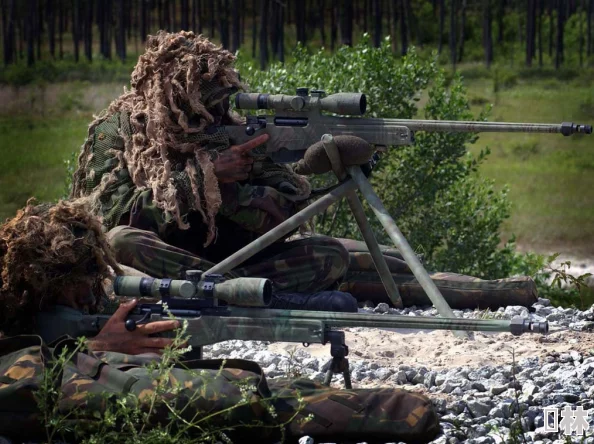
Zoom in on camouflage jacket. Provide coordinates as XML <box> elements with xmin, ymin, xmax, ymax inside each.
<box><xmin>0</xmin><ymin>334</ymin><xmax>440</xmax><ymax>443</ymax></box>
<box><xmin>77</xmin><ymin>112</ymin><xmax>305</xmax><ymax>252</ymax></box>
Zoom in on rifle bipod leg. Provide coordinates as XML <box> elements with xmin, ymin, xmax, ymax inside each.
<box><xmin>321</xmin><ymin>331</ymin><xmax>352</xmax><ymax>389</ymax></box>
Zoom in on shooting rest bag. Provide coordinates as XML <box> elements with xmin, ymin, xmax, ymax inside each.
<box><xmin>293</xmin><ymin>135</ymin><xmax>375</xmax><ymax>175</ymax></box>
<box><xmin>0</xmin><ymin>335</ymin><xmax>439</xmax><ymax>443</ymax></box>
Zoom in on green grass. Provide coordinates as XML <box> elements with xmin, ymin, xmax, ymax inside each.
<box><xmin>0</xmin><ymin>115</ymin><xmax>89</xmax><ymax>222</ymax></box>
<box><xmin>465</xmin><ymin>77</ymin><xmax>594</xmax><ymax>257</ymax></box>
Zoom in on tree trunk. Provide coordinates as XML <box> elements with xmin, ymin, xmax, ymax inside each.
<box><xmin>295</xmin><ymin>0</ymin><xmax>305</xmax><ymax>43</ymax></box>
<box><xmin>171</xmin><ymin>0</ymin><xmax>178</xmax><ymax>31</ymax></box>
<box><xmin>84</xmin><ymin>0</ymin><xmax>93</xmax><ymax>62</ymax></box>
<box><xmin>278</xmin><ymin>1</ymin><xmax>284</xmax><ymax>62</ymax></box>
<box><xmin>579</xmin><ymin>0</ymin><xmax>585</xmax><ymax>66</ymax></box>
<box><xmin>373</xmin><ymin>0</ymin><xmax>382</xmax><ymax>47</ymax></box>
<box><xmin>341</xmin><ymin>0</ymin><xmax>353</xmax><ymax>46</ymax></box>
<box><xmin>497</xmin><ymin>0</ymin><xmax>505</xmax><ymax>43</ymax></box>
<box><xmin>399</xmin><ymin>0</ymin><xmax>408</xmax><ymax>55</ymax></box>
<box><xmin>548</xmin><ymin>0</ymin><xmax>554</xmax><ymax>57</ymax></box>
<box><xmin>483</xmin><ymin>0</ymin><xmax>493</xmax><ymax>67</ymax></box>
<box><xmin>72</xmin><ymin>0</ymin><xmax>80</xmax><ymax>62</ymax></box>
<box><xmin>181</xmin><ymin>0</ymin><xmax>189</xmax><ymax>30</ymax></box>
<box><xmin>58</xmin><ymin>0</ymin><xmax>64</xmax><ymax>58</ymax></box>
<box><xmin>526</xmin><ymin>0</ymin><xmax>535</xmax><ymax>66</ymax></box>
<box><xmin>538</xmin><ymin>0</ymin><xmax>544</xmax><ymax>66</ymax></box>
<box><xmin>126</xmin><ymin>0</ymin><xmax>133</xmax><ymax>40</ymax></box>
<box><xmin>191</xmin><ymin>0</ymin><xmax>197</xmax><ymax>31</ymax></box>
<box><xmin>141</xmin><ymin>0</ymin><xmax>148</xmax><ymax>41</ymax></box>
<box><xmin>26</xmin><ymin>0</ymin><xmax>35</xmax><ymax>66</ymax></box>
<box><xmin>438</xmin><ymin>0</ymin><xmax>445</xmax><ymax>54</ymax></box>
<box><xmin>390</xmin><ymin>0</ymin><xmax>398</xmax><ymax>53</ymax></box>
<box><xmin>556</xmin><ymin>0</ymin><xmax>564</xmax><ymax>68</ymax></box>
<box><xmin>330</xmin><ymin>0</ymin><xmax>337</xmax><ymax>50</ymax></box>
<box><xmin>219</xmin><ymin>0</ymin><xmax>230</xmax><ymax>48</ymax></box>
<box><xmin>240</xmin><ymin>0</ymin><xmax>245</xmax><ymax>43</ymax></box>
<box><xmin>318</xmin><ymin>0</ymin><xmax>326</xmax><ymax>46</ymax></box>
<box><xmin>450</xmin><ymin>0</ymin><xmax>456</xmax><ymax>70</ymax></box>
<box><xmin>2</xmin><ymin>0</ymin><xmax>16</xmax><ymax>65</ymax></box>
<box><xmin>46</xmin><ymin>0</ymin><xmax>56</xmax><ymax>59</ymax></box>
<box><xmin>586</xmin><ymin>0</ymin><xmax>594</xmax><ymax>57</ymax></box>
<box><xmin>209</xmin><ymin>0</ymin><xmax>215</xmax><ymax>37</ymax></box>
<box><xmin>117</xmin><ymin>0</ymin><xmax>126</xmax><ymax>61</ymax></box>
<box><xmin>36</xmin><ymin>0</ymin><xmax>42</xmax><ymax>60</ymax></box>
<box><xmin>458</xmin><ymin>0</ymin><xmax>466</xmax><ymax>62</ymax></box>
<box><xmin>363</xmin><ymin>0</ymin><xmax>368</xmax><ymax>32</ymax></box>
<box><xmin>259</xmin><ymin>0</ymin><xmax>268</xmax><ymax>69</ymax></box>
<box><xmin>269</xmin><ymin>0</ymin><xmax>277</xmax><ymax>55</ymax></box>
<box><xmin>251</xmin><ymin>0</ymin><xmax>256</xmax><ymax>57</ymax></box>
<box><xmin>229</xmin><ymin>0</ymin><xmax>239</xmax><ymax>51</ymax></box>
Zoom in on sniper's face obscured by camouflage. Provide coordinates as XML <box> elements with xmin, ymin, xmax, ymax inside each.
<box><xmin>0</xmin><ymin>199</ymin><xmax>121</xmax><ymax>336</ymax></box>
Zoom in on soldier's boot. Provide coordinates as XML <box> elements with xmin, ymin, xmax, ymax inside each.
<box><xmin>269</xmin><ymin>290</ymin><xmax>358</xmax><ymax>312</ymax></box>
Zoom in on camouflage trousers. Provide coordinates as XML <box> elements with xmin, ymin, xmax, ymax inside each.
<box><xmin>0</xmin><ymin>335</ymin><xmax>440</xmax><ymax>443</ymax></box>
<box><xmin>108</xmin><ymin>226</ymin><xmax>538</xmax><ymax>309</ymax></box>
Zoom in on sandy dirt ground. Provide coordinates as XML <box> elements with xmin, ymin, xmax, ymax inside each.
<box><xmin>267</xmin><ymin>328</ymin><xmax>594</xmax><ymax>388</ymax></box>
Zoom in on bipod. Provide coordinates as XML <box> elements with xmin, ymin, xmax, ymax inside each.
<box><xmin>203</xmin><ymin>133</ymin><xmax>468</xmax><ymax>382</ymax></box>
<box><xmin>321</xmin><ymin>331</ymin><xmax>352</xmax><ymax>389</ymax></box>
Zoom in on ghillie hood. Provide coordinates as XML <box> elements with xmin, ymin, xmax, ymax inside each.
<box><xmin>72</xmin><ymin>31</ymin><xmax>244</xmax><ymax>245</ymax></box>
<box><xmin>0</xmin><ymin>198</ymin><xmax>121</xmax><ymax>336</ymax></box>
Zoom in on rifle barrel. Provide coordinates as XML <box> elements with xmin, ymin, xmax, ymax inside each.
<box><xmin>228</xmin><ymin>309</ymin><xmax>548</xmax><ymax>336</ymax></box>
<box><xmin>384</xmin><ymin>120</ymin><xmax>592</xmax><ymax>136</ymax></box>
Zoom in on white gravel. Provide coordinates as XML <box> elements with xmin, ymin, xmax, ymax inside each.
<box><xmin>203</xmin><ymin>298</ymin><xmax>594</xmax><ymax>443</ymax></box>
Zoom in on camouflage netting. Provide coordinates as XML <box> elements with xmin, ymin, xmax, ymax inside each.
<box><xmin>0</xmin><ymin>199</ymin><xmax>122</xmax><ymax>337</ymax></box>
<box><xmin>71</xmin><ymin>30</ymin><xmax>244</xmax><ymax>245</ymax></box>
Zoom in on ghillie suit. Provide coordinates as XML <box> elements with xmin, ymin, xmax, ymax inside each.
<box><xmin>0</xmin><ymin>202</ymin><xmax>439</xmax><ymax>444</ymax></box>
<box><xmin>69</xmin><ymin>31</ymin><xmax>537</xmax><ymax>310</ymax></box>
<box><xmin>0</xmin><ymin>199</ymin><xmax>121</xmax><ymax>337</ymax></box>
<box><xmin>71</xmin><ymin>30</ymin><xmax>309</xmax><ymax>250</ymax></box>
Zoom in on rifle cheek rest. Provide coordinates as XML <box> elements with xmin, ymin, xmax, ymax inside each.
<box><xmin>294</xmin><ymin>136</ymin><xmax>375</xmax><ymax>175</ymax></box>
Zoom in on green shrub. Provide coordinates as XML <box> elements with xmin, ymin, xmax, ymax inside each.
<box><xmin>238</xmin><ymin>37</ymin><xmax>514</xmax><ymax>279</ymax></box>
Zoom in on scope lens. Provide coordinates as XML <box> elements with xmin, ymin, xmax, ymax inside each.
<box><xmin>360</xmin><ymin>94</ymin><xmax>367</xmax><ymax>114</ymax></box>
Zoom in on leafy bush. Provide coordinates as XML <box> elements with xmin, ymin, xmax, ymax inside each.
<box><xmin>237</xmin><ymin>36</ymin><xmax>515</xmax><ymax>279</ymax></box>
<box><xmin>508</xmin><ymin>251</ymin><xmax>594</xmax><ymax>309</ymax></box>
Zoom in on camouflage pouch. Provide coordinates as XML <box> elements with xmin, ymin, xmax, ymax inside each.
<box><xmin>269</xmin><ymin>378</ymin><xmax>440</xmax><ymax>444</ymax></box>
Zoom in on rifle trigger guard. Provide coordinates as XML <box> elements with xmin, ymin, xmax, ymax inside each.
<box><xmin>302</xmin><ymin>342</ymin><xmax>310</xmax><ymax>348</ymax></box>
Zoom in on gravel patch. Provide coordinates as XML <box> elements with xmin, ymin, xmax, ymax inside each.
<box><xmin>203</xmin><ymin>298</ymin><xmax>594</xmax><ymax>443</ymax></box>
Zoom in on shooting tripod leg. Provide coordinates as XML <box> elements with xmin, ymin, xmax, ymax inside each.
<box><xmin>347</xmin><ymin>166</ymin><xmax>469</xmax><ymax>339</ymax></box>
<box><xmin>204</xmin><ymin>180</ymin><xmax>358</xmax><ymax>275</ymax></box>
<box><xmin>322</xmin><ymin>331</ymin><xmax>352</xmax><ymax>389</ymax></box>
<box><xmin>322</xmin><ymin>134</ymin><xmax>403</xmax><ymax>308</ymax></box>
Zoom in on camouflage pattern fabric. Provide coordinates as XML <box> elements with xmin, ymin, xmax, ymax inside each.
<box><xmin>108</xmin><ymin>228</ymin><xmax>538</xmax><ymax>309</ymax></box>
<box><xmin>79</xmin><ymin>111</ymin><xmax>306</xmax><ymax>239</ymax></box>
<box><xmin>0</xmin><ymin>335</ymin><xmax>439</xmax><ymax>443</ymax></box>
<box><xmin>334</xmin><ymin>238</ymin><xmax>538</xmax><ymax>309</ymax></box>
<box><xmin>108</xmin><ymin>226</ymin><xmax>349</xmax><ymax>294</ymax></box>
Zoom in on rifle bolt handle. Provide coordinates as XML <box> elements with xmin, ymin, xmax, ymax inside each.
<box><xmin>125</xmin><ymin>319</ymin><xmax>137</xmax><ymax>332</ymax></box>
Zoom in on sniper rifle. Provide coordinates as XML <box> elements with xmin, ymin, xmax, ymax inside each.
<box><xmin>36</xmin><ymin>273</ymin><xmax>549</xmax><ymax>389</ymax></box>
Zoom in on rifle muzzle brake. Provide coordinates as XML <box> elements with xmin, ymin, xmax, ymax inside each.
<box><xmin>561</xmin><ymin>122</ymin><xmax>592</xmax><ymax>136</ymax></box>
<box><xmin>510</xmin><ymin>318</ymin><xmax>549</xmax><ymax>335</ymax></box>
